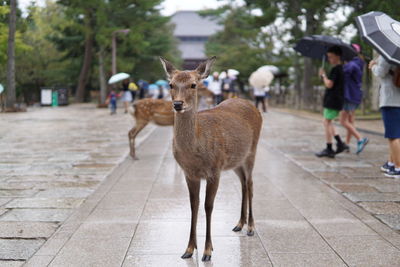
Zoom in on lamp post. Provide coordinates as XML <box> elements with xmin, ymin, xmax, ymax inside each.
<box><xmin>111</xmin><ymin>29</ymin><xmax>130</xmax><ymax>75</ymax></box>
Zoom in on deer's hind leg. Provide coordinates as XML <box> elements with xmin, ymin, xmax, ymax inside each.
<box><xmin>232</xmin><ymin>166</ymin><xmax>247</xmax><ymax>232</ymax></box>
<box><xmin>244</xmin><ymin>155</ymin><xmax>256</xmax><ymax>236</ymax></box>
<box><xmin>128</xmin><ymin>119</ymin><xmax>148</xmax><ymax>159</ymax></box>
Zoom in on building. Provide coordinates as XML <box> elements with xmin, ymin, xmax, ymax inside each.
<box><xmin>171</xmin><ymin>11</ymin><xmax>222</xmax><ymax>70</ymax></box>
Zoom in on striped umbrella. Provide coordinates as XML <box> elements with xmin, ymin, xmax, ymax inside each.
<box><xmin>356</xmin><ymin>11</ymin><xmax>400</xmax><ymax>65</ymax></box>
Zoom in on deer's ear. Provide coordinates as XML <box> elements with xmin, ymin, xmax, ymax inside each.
<box><xmin>159</xmin><ymin>57</ymin><xmax>176</xmax><ymax>80</ymax></box>
<box><xmin>196</xmin><ymin>56</ymin><xmax>216</xmax><ymax>79</ymax></box>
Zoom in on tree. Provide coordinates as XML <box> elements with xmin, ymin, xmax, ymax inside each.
<box><xmin>244</xmin><ymin>0</ymin><xmax>338</xmax><ymax>108</ymax></box>
<box><xmin>5</xmin><ymin>0</ymin><xmax>16</xmax><ymax>110</ymax></box>
<box><xmin>203</xmin><ymin>6</ymin><xmax>275</xmax><ymax>91</ymax></box>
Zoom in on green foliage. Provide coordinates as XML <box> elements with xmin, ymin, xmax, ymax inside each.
<box><xmin>204</xmin><ymin>6</ymin><xmax>276</xmax><ymax>82</ymax></box>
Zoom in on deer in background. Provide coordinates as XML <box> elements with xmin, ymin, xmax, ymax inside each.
<box><xmin>160</xmin><ymin>56</ymin><xmax>262</xmax><ymax>261</ymax></box>
<box><xmin>128</xmin><ymin>98</ymin><xmax>174</xmax><ymax>159</ymax></box>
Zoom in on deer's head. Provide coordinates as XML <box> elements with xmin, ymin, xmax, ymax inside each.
<box><xmin>160</xmin><ymin>56</ymin><xmax>216</xmax><ymax>113</ymax></box>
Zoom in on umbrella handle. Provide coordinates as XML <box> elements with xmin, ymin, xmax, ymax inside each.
<box><xmin>322</xmin><ymin>55</ymin><xmax>326</xmax><ymax>69</ymax></box>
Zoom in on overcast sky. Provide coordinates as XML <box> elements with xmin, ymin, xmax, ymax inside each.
<box><xmin>18</xmin><ymin>0</ymin><xmax>229</xmax><ymax>15</ymax></box>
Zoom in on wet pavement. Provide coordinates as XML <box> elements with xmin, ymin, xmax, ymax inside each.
<box><xmin>0</xmin><ymin>104</ymin><xmax>155</xmax><ymax>265</ymax></box>
<box><xmin>1</xmin><ymin>105</ymin><xmax>400</xmax><ymax>266</ymax></box>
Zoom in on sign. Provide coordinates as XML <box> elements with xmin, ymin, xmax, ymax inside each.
<box><xmin>41</xmin><ymin>88</ymin><xmax>52</xmax><ymax>105</ymax></box>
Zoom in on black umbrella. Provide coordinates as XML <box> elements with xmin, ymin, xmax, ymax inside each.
<box><xmin>294</xmin><ymin>35</ymin><xmax>357</xmax><ymax>62</ymax></box>
<box><xmin>356</xmin><ymin>11</ymin><xmax>400</xmax><ymax>66</ymax></box>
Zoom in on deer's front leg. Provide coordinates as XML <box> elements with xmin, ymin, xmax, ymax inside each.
<box><xmin>181</xmin><ymin>177</ymin><xmax>200</xmax><ymax>259</ymax></box>
<box><xmin>202</xmin><ymin>177</ymin><xmax>220</xmax><ymax>262</ymax></box>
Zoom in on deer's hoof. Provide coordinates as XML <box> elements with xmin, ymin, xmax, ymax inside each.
<box><xmin>247</xmin><ymin>230</ymin><xmax>255</xmax><ymax>236</ymax></box>
<box><xmin>202</xmin><ymin>254</ymin><xmax>212</xmax><ymax>262</ymax></box>
<box><xmin>232</xmin><ymin>226</ymin><xmax>242</xmax><ymax>232</ymax></box>
<box><xmin>181</xmin><ymin>252</ymin><xmax>193</xmax><ymax>259</ymax></box>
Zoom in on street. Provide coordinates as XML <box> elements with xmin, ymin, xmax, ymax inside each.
<box><xmin>1</xmin><ymin>105</ymin><xmax>400</xmax><ymax>266</ymax></box>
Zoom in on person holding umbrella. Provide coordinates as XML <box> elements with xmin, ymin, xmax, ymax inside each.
<box><xmin>357</xmin><ymin>11</ymin><xmax>400</xmax><ymax>178</ymax></box>
<box><xmin>316</xmin><ymin>46</ymin><xmax>348</xmax><ymax>158</ymax></box>
<box><xmin>369</xmin><ymin>56</ymin><xmax>400</xmax><ymax>178</ymax></box>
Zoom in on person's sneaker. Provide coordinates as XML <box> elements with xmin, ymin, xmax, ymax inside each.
<box><xmin>356</xmin><ymin>138</ymin><xmax>369</xmax><ymax>154</ymax></box>
<box><xmin>385</xmin><ymin>168</ymin><xmax>400</xmax><ymax>178</ymax></box>
<box><xmin>315</xmin><ymin>148</ymin><xmax>335</xmax><ymax>158</ymax></box>
<box><xmin>380</xmin><ymin>162</ymin><xmax>395</xmax><ymax>173</ymax></box>
<box><xmin>336</xmin><ymin>143</ymin><xmax>349</xmax><ymax>155</ymax></box>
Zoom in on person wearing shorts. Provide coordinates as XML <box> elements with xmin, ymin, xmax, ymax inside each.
<box><xmin>316</xmin><ymin>46</ymin><xmax>347</xmax><ymax>158</ymax></box>
<box><xmin>340</xmin><ymin>44</ymin><xmax>369</xmax><ymax>154</ymax></box>
<box><xmin>370</xmin><ymin>55</ymin><xmax>400</xmax><ymax>178</ymax></box>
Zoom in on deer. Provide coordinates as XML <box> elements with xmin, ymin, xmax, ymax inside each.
<box><xmin>160</xmin><ymin>56</ymin><xmax>262</xmax><ymax>262</ymax></box>
<box><xmin>128</xmin><ymin>98</ymin><xmax>174</xmax><ymax>159</ymax></box>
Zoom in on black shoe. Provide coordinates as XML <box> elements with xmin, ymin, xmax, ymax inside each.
<box><xmin>336</xmin><ymin>143</ymin><xmax>349</xmax><ymax>155</ymax></box>
<box><xmin>315</xmin><ymin>148</ymin><xmax>335</xmax><ymax>158</ymax></box>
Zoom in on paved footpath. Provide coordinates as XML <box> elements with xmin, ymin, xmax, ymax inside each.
<box><xmin>18</xmin><ymin>109</ymin><xmax>400</xmax><ymax>267</ymax></box>
<box><xmin>0</xmin><ymin>104</ymin><xmax>156</xmax><ymax>266</ymax></box>
<box><xmin>2</xmin><ymin>105</ymin><xmax>400</xmax><ymax>266</ymax></box>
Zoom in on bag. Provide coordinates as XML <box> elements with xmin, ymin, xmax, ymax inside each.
<box><xmin>392</xmin><ymin>67</ymin><xmax>400</xmax><ymax>88</ymax></box>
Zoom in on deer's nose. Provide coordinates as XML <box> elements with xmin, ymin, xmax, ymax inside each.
<box><xmin>173</xmin><ymin>101</ymin><xmax>184</xmax><ymax>111</ymax></box>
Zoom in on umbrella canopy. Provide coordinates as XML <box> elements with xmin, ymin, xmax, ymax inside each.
<box><xmin>155</xmin><ymin>80</ymin><xmax>169</xmax><ymax>87</ymax></box>
<box><xmin>249</xmin><ymin>70</ymin><xmax>274</xmax><ymax>89</ymax></box>
<box><xmin>257</xmin><ymin>65</ymin><xmax>280</xmax><ymax>75</ymax></box>
<box><xmin>108</xmin><ymin>73</ymin><xmax>130</xmax><ymax>84</ymax></box>
<box><xmin>356</xmin><ymin>11</ymin><xmax>400</xmax><ymax>65</ymax></box>
<box><xmin>148</xmin><ymin>84</ymin><xmax>159</xmax><ymax>90</ymax></box>
<box><xmin>227</xmin><ymin>69</ymin><xmax>239</xmax><ymax>77</ymax></box>
<box><xmin>294</xmin><ymin>35</ymin><xmax>357</xmax><ymax>61</ymax></box>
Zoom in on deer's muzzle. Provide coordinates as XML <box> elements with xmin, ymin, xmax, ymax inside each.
<box><xmin>173</xmin><ymin>101</ymin><xmax>184</xmax><ymax>111</ymax></box>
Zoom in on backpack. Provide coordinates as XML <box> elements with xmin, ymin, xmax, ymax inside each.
<box><xmin>391</xmin><ymin>66</ymin><xmax>400</xmax><ymax>88</ymax></box>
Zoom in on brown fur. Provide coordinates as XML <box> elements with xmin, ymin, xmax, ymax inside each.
<box><xmin>160</xmin><ymin>56</ymin><xmax>262</xmax><ymax>261</ymax></box>
<box><xmin>128</xmin><ymin>98</ymin><xmax>174</xmax><ymax>159</ymax></box>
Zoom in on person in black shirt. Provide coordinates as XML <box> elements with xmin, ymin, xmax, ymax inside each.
<box><xmin>316</xmin><ymin>46</ymin><xmax>348</xmax><ymax>158</ymax></box>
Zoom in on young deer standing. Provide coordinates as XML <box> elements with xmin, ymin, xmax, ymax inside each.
<box><xmin>128</xmin><ymin>98</ymin><xmax>174</xmax><ymax>159</ymax></box>
<box><xmin>160</xmin><ymin>56</ymin><xmax>262</xmax><ymax>261</ymax></box>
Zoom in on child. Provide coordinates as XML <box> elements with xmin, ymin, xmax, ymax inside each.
<box><xmin>106</xmin><ymin>90</ymin><xmax>118</xmax><ymax>115</ymax></box>
<box><xmin>316</xmin><ymin>46</ymin><xmax>347</xmax><ymax>158</ymax></box>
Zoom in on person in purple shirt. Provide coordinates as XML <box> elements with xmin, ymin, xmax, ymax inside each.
<box><xmin>339</xmin><ymin>44</ymin><xmax>369</xmax><ymax>154</ymax></box>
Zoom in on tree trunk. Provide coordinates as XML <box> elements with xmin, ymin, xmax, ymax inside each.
<box><xmin>6</xmin><ymin>0</ymin><xmax>17</xmax><ymax>110</ymax></box>
<box><xmin>302</xmin><ymin>11</ymin><xmax>316</xmax><ymax>109</ymax></box>
<box><xmin>98</xmin><ymin>47</ymin><xmax>107</xmax><ymax>105</ymax></box>
<box><xmin>75</xmin><ymin>10</ymin><xmax>94</xmax><ymax>103</ymax></box>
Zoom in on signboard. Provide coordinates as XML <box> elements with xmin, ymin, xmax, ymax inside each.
<box><xmin>41</xmin><ymin>88</ymin><xmax>52</xmax><ymax>106</ymax></box>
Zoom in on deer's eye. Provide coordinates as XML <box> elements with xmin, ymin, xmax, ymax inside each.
<box><xmin>169</xmin><ymin>83</ymin><xmax>173</xmax><ymax>89</ymax></box>
<box><xmin>191</xmin><ymin>83</ymin><xmax>196</xmax><ymax>89</ymax></box>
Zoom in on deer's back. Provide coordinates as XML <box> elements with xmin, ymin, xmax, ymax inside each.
<box><xmin>134</xmin><ymin>99</ymin><xmax>174</xmax><ymax>125</ymax></box>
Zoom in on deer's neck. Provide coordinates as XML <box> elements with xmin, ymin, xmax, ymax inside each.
<box><xmin>174</xmin><ymin>108</ymin><xmax>199</xmax><ymax>150</ymax></box>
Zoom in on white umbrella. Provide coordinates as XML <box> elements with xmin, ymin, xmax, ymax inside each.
<box><xmin>249</xmin><ymin>70</ymin><xmax>274</xmax><ymax>89</ymax></box>
<box><xmin>108</xmin><ymin>73</ymin><xmax>130</xmax><ymax>84</ymax></box>
<box><xmin>219</xmin><ymin>71</ymin><xmax>227</xmax><ymax>80</ymax></box>
<box><xmin>257</xmin><ymin>65</ymin><xmax>280</xmax><ymax>75</ymax></box>
<box><xmin>227</xmin><ymin>69</ymin><xmax>239</xmax><ymax>77</ymax></box>
<box><xmin>0</xmin><ymin>84</ymin><xmax>3</xmax><ymax>94</ymax></box>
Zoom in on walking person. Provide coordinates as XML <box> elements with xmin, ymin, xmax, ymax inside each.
<box><xmin>370</xmin><ymin>55</ymin><xmax>400</xmax><ymax>178</ymax></box>
<box><xmin>253</xmin><ymin>86</ymin><xmax>267</xmax><ymax>113</ymax></box>
<box><xmin>106</xmin><ymin>90</ymin><xmax>118</xmax><ymax>115</ymax></box>
<box><xmin>316</xmin><ymin>46</ymin><xmax>348</xmax><ymax>158</ymax></box>
<box><xmin>120</xmin><ymin>79</ymin><xmax>132</xmax><ymax>113</ymax></box>
<box><xmin>340</xmin><ymin>44</ymin><xmax>369</xmax><ymax>154</ymax></box>
<box><xmin>128</xmin><ymin>79</ymin><xmax>139</xmax><ymax>102</ymax></box>
<box><xmin>208</xmin><ymin>72</ymin><xmax>223</xmax><ymax>105</ymax></box>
